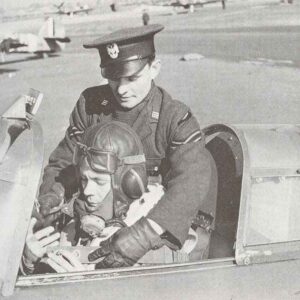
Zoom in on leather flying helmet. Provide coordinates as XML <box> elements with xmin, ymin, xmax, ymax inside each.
<box><xmin>74</xmin><ymin>121</ymin><xmax>148</xmax><ymax>217</ymax></box>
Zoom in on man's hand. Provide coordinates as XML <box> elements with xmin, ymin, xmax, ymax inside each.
<box><xmin>88</xmin><ymin>217</ymin><xmax>164</xmax><ymax>268</ymax></box>
<box><xmin>46</xmin><ymin>250</ymin><xmax>88</xmax><ymax>273</ymax></box>
<box><xmin>23</xmin><ymin>218</ymin><xmax>60</xmax><ymax>264</ymax></box>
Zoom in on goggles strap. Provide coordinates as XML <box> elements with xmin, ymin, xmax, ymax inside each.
<box><xmin>76</xmin><ymin>142</ymin><xmax>89</xmax><ymax>152</ymax></box>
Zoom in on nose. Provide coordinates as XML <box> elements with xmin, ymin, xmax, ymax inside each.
<box><xmin>83</xmin><ymin>179</ymin><xmax>95</xmax><ymax>197</ymax></box>
<box><xmin>117</xmin><ymin>78</ymin><xmax>129</xmax><ymax>96</ymax></box>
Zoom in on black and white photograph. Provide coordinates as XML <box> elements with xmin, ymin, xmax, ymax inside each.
<box><xmin>0</xmin><ymin>0</ymin><xmax>300</xmax><ymax>298</ymax></box>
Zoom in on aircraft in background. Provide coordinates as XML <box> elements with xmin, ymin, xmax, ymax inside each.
<box><xmin>162</xmin><ymin>0</ymin><xmax>225</xmax><ymax>12</ymax></box>
<box><xmin>0</xmin><ymin>17</ymin><xmax>71</xmax><ymax>62</ymax></box>
<box><xmin>51</xmin><ymin>2</ymin><xmax>94</xmax><ymax>16</ymax></box>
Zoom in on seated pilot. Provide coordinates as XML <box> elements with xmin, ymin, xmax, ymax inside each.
<box><xmin>21</xmin><ymin>121</ymin><xmax>214</xmax><ymax>274</ymax></box>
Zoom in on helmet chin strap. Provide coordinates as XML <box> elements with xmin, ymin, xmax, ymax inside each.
<box><xmin>112</xmin><ymin>190</ymin><xmax>130</xmax><ymax>219</ymax></box>
<box><xmin>111</xmin><ymin>171</ymin><xmax>130</xmax><ymax>219</ymax></box>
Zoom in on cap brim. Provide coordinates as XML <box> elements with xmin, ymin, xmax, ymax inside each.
<box><xmin>101</xmin><ymin>58</ymin><xmax>149</xmax><ymax>80</ymax></box>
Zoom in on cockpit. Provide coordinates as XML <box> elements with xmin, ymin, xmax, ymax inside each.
<box><xmin>205</xmin><ymin>124</ymin><xmax>243</xmax><ymax>259</ymax></box>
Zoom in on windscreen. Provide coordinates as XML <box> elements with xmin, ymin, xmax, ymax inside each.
<box><xmin>0</xmin><ymin>119</ymin><xmax>32</xmax><ymax>185</ymax></box>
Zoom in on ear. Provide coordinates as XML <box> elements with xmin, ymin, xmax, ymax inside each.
<box><xmin>150</xmin><ymin>59</ymin><xmax>161</xmax><ymax>80</ymax></box>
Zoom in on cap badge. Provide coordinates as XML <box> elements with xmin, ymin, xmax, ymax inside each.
<box><xmin>106</xmin><ymin>43</ymin><xmax>119</xmax><ymax>59</ymax></box>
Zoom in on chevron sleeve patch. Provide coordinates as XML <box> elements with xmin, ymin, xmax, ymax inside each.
<box><xmin>170</xmin><ymin>129</ymin><xmax>202</xmax><ymax>148</ymax></box>
<box><xmin>177</xmin><ymin>111</ymin><xmax>192</xmax><ymax>126</ymax></box>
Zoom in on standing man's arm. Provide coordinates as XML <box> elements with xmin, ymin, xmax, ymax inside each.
<box><xmin>147</xmin><ymin>106</ymin><xmax>213</xmax><ymax>248</ymax></box>
<box><xmin>38</xmin><ymin>94</ymin><xmax>89</xmax><ymax>217</ymax></box>
<box><xmin>88</xmin><ymin>107</ymin><xmax>214</xmax><ymax>268</ymax></box>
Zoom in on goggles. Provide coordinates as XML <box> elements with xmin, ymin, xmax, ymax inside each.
<box><xmin>73</xmin><ymin>142</ymin><xmax>145</xmax><ymax>174</ymax></box>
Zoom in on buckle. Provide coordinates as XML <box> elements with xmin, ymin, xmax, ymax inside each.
<box><xmin>191</xmin><ymin>210</ymin><xmax>214</xmax><ymax>233</ymax></box>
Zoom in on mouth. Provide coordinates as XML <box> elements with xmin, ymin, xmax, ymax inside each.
<box><xmin>85</xmin><ymin>198</ymin><xmax>100</xmax><ymax>208</ymax></box>
<box><xmin>119</xmin><ymin>97</ymin><xmax>131</xmax><ymax>102</ymax></box>
<box><xmin>118</xmin><ymin>95</ymin><xmax>133</xmax><ymax>101</ymax></box>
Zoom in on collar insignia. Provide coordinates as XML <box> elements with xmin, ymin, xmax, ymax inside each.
<box><xmin>151</xmin><ymin>111</ymin><xmax>159</xmax><ymax>120</ymax></box>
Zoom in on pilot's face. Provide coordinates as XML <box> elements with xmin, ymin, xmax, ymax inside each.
<box><xmin>79</xmin><ymin>164</ymin><xmax>111</xmax><ymax>212</ymax></box>
<box><xmin>108</xmin><ymin>60</ymin><xmax>160</xmax><ymax>110</ymax></box>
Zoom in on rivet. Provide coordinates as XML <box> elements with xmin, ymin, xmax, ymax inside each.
<box><xmin>244</xmin><ymin>256</ymin><xmax>251</xmax><ymax>265</ymax></box>
<box><xmin>255</xmin><ymin>177</ymin><xmax>263</xmax><ymax>183</ymax></box>
<box><xmin>279</xmin><ymin>176</ymin><xmax>285</xmax><ymax>183</ymax></box>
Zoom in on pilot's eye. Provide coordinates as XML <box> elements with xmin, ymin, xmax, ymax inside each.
<box><xmin>95</xmin><ymin>178</ymin><xmax>110</xmax><ymax>186</ymax></box>
<box><xmin>128</xmin><ymin>75</ymin><xmax>139</xmax><ymax>82</ymax></box>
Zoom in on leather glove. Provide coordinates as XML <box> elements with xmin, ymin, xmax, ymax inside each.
<box><xmin>33</xmin><ymin>183</ymin><xmax>65</xmax><ymax>230</ymax></box>
<box><xmin>39</xmin><ymin>183</ymin><xmax>65</xmax><ymax>216</ymax></box>
<box><xmin>88</xmin><ymin>217</ymin><xmax>164</xmax><ymax>268</ymax></box>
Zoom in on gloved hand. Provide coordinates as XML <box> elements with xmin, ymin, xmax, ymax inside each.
<box><xmin>88</xmin><ymin>217</ymin><xmax>164</xmax><ymax>268</ymax></box>
<box><xmin>33</xmin><ymin>183</ymin><xmax>65</xmax><ymax>231</ymax></box>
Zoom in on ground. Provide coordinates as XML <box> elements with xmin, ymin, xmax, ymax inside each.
<box><xmin>0</xmin><ymin>0</ymin><xmax>299</xmax><ymax>162</ymax></box>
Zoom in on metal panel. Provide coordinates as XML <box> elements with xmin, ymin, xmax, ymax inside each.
<box><xmin>12</xmin><ymin>258</ymin><xmax>300</xmax><ymax>300</ymax></box>
<box><xmin>16</xmin><ymin>258</ymin><xmax>234</xmax><ymax>287</ymax></box>
<box><xmin>0</xmin><ymin>121</ymin><xmax>44</xmax><ymax>296</ymax></box>
<box><xmin>233</xmin><ymin>124</ymin><xmax>300</xmax><ymax>265</ymax></box>
<box><xmin>244</xmin><ymin>127</ymin><xmax>300</xmax><ymax>170</ymax></box>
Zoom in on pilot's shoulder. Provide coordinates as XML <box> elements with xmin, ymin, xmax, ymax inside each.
<box><xmin>80</xmin><ymin>84</ymin><xmax>114</xmax><ymax>115</ymax></box>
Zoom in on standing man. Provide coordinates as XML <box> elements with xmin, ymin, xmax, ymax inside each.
<box><xmin>38</xmin><ymin>24</ymin><xmax>216</xmax><ymax>261</ymax></box>
<box><xmin>142</xmin><ymin>9</ymin><xmax>150</xmax><ymax>26</ymax></box>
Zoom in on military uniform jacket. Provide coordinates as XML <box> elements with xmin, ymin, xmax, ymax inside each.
<box><xmin>39</xmin><ymin>83</ymin><xmax>212</xmax><ymax>246</ymax></box>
